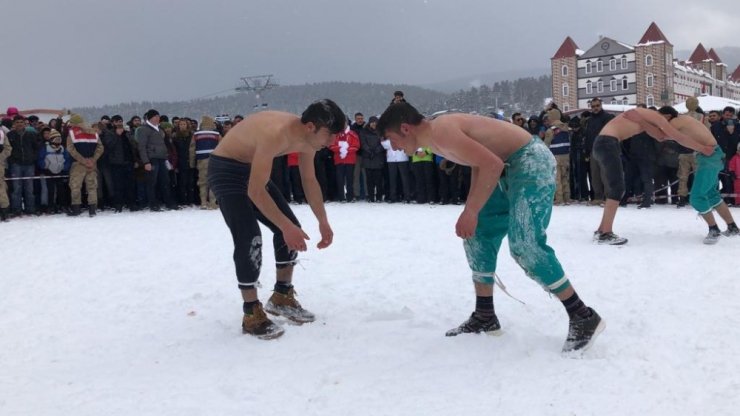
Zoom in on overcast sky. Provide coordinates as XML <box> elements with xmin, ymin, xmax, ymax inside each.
<box><xmin>2</xmin><ymin>0</ymin><xmax>737</xmax><ymax>109</ymax></box>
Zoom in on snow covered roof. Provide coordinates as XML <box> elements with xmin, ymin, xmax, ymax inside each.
<box><xmin>615</xmin><ymin>41</ymin><xmax>635</xmax><ymax>51</ymax></box>
<box><xmin>674</xmin><ymin>95</ymin><xmax>740</xmax><ymax>113</ymax></box>
<box><xmin>637</xmin><ymin>22</ymin><xmax>672</xmax><ymax>46</ymax></box>
<box><xmin>687</xmin><ymin>43</ymin><xmax>710</xmax><ymax>64</ymax></box>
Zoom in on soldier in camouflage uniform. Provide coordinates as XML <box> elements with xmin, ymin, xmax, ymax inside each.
<box><xmin>66</xmin><ymin>114</ymin><xmax>104</xmax><ymax>217</ymax></box>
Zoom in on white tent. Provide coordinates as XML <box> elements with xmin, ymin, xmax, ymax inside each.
<box><xmin>674</xmin><ymin>95</ymin><xmax>740</xmax><ymax>113</ymax></box>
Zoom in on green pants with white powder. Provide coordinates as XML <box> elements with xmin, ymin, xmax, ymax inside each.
<box><xmin>463</xmin><ymin>138</ymin><xmax>570</xmax><ymax>294</ymax></box>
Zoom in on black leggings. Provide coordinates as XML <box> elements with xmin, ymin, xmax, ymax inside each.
<box><xmin>208</xmin><ymin>155</ymin><xmax>300</xmax><ymax>289</ymax></box>
<box><xmin>593</xmin><ymin>135</ymin><xmax>625</xmax><ymax>201</ymax></box>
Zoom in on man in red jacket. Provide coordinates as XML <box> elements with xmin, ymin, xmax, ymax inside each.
<box><xmin>328</xmin><ymin>126</ymin><xmax>360</xmax><ymax>202</ymax></box>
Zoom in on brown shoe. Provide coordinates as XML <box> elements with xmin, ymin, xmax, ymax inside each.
<box><xmin>242</xmin><ymin>302</ymin><xmax>285</xmax><ymax>340</ymax></box>
<box><xmin>265</xmin><ymin>288</ymin><xmax>316</xmax><ymax>324</ymax></box>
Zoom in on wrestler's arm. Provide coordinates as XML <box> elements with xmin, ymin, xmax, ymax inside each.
<box><xmin>433</xmin><ymin>125</ymin><xmax>503</xmax><ymax>239</ymax></box>
<box><xmin>248</xmin><ymin>140</ymin><xmax>309</xmax><ymax>251</ymax></box>
<box><xmin>298</xmin><ymin>150</ymin><xmax>333</xmax><ymax>249</ymax></box>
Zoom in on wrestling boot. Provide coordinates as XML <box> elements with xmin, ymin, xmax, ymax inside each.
<box><xmin>265</xmin><ymin>288</ymin><xmax>316</xmax><ymax>324</ymax></box>
<box><xmin>596</xmin><ymin>231</ymin><xmax>628</xmax><ymax>245</ymax></box>
<box><xmin>722</xmin><ymin>223</ymin><xmax>740</xmax><ymax>237</ymax></box>
<box><xmin>562</xmin><ymin>308</ymin><xmax>605</xmax><ymax>353</ymax></box>
<box><xmin>703</xmin><ymin>228</ymin><xmax>722</xmax><ymax>245</ymax></box>
<box><xmin>242</xmin><ymin>302</ymin><xmax>285</xmax><ymax>340</ymax></box>
<box><xmin>445</xmin><ymin>312</ymin><xmax>501</xmax><ymax>336</ymax></box>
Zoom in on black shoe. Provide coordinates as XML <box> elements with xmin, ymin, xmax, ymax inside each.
<box><xmin>67</xmin><ymin>205</ymin><xmax>81</xmax><ymax>217</ymax></box>
<box><xmin>88</xmin><ymin>204</ymin><xmax>97</xmax><ymax>217</ymax></box>
<box><xmin>596</xmin><ymin>232</ymin><xmax>628</xmax><ymax>245</ymax></box>
<box><xmin>150</xmin><ymin>206</ymin><xmax>162</xmax><ymax>212</ymax></box>
<box><xmin>676</xmin><ymin>197</ymin><xmax>687</xmax><ymax>208</ymax></box>
<box><xmin>637</xmin><ymin>202</ymin><xmax>651</xmax><ymax>209</ymax></box>
<box><xmin>722</xmin><ymin>224</ymin><xmax>740</xmax><ymax>237</ymax></box>
<box><xmin>562</xmin><ymin>308</ymin><xmax>604</xmax><ymax>353</ymax></box>
<box><xmin>704</xmin><ymin>228</ymin><xmax>722</xmax><ymax>244</ymax></box>
<box><xmin>0</xmin><ymin>208</ymin><xmax>8</xmax><ymax>222</ymax></box>
<box><xmin>445</xmin><ymin>312</ymin><xmax>501</xmax><ymax>336</ymax></box>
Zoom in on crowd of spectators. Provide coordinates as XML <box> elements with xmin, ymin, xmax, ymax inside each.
<box><xmin>1</xmin><ymin>92</ymin><xmax>739</xmax><ymax>224</ymax></box>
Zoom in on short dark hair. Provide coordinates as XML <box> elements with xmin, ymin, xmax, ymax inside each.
<box><xmin>377</xmin><ymin>102</ymin><xmax>425</xmax><ymax>137</ymax></box>
<box><xmin>111</xmin><ymin>114</ymin><xmax>123</xmax><ymax>122</ymax></box>
<box><xmin>300</xmin><ymin>99</ymin><xmax>346</xmax><ymax>134</ymax></box>
<box><xmin>658</xmin><ymin>106</ymin><xmax>678</xmax><ymax>119</ymax></box>
<box><xmin>511</xmin><ymin>112</ymin><xmax>522</xmax><ymax>122</ymax></box>
<box><xmin>100</xmin><ymin>115</ymin><xmax>111</xmax><ymax>121</ymax></box>
<box><xmin>354</xmin><ymin>112</ymin><xmax>364</xmax><ymax>118</ymax></box>
<box><xmin>144</xmin><ymin>109</ymin><xmax>159</xmax><ymax>120</ymax></box>
<box><xmin>709</xmin><ymin>110</ymin><xmax>721</xmax><ymax>117</ymax></box>
<box><xmin>393</xmin><ymin>90</ymin><xmax>404</xmax><ymax>97</ymax></box>
<box><xmin>723</xmin><ymin>106</ymin><xmax>736</xmax><ymax>115</ymax></box>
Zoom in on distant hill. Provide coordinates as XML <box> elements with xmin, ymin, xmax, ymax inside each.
<box><xmin>73</xmin><ymin>82</ymin><xmax>450</xmax><ymax>122</ymax></box>
<box><xmin>675</xmin><ymin>46</ymin><xmax>740</xmax><ymax>72</ymax></box>
<box><xmin>422</xmin><ymin>67</ymin><xmax>550</xmax><ymax>93</ymax></box>
<box><xmin>73</xmin><ymin>76</ymin><xmax>555</xmax><ymax>122</ymax></box>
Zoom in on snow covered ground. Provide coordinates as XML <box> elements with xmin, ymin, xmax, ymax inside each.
<box><xmin>1</xmin><ymin>202</ymin><xmax>739</xmax><ymax>416</ymax></box>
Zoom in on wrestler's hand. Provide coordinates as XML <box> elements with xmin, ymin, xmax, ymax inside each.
<box><xmin>317</xmin><ymin>221</ymin><xmax>333</xmax><ymax>249</ymax></box>
<box><xmin>283</xmin><ymin>224</ymin><xmax>310</xmax><ymax>252</ymax></box>
<box><xmin>455</xmin><ymin>209</ymin><xmax>478</xmax><ymax>239</ymax></box>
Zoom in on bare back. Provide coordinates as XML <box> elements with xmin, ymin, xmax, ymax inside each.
<box><xmin>212</xmin><ymin>111</ymin><xmax>308</xmax><ymax>163</ymax></box>
<box><xmin>599</xmin><ymin>113</ymin><xmax>645</xmax><ymax>141</ymax></box>
<box><xmin>670</xmin><ymin>115</ymin><xmax>717</xmax><ymax>146</ymax></box>
<box><xmin>429</xmin><ymin>113</ymin><xmax>531</xmax><ymax>164</ymax></box>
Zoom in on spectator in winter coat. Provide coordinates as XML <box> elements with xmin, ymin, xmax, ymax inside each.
<box><xmin>37</xmin><ymin>129</ymin><xmax>71</xmax><ymax>214</ymax></box>
<box><xmin>286</xmin><ymin>153</ymin><xmax>305</xmax><ymax>203</ymax></box>
<box><xmin>545</xmin><ymin>110</ymin><xmax>571</xmax><ymax>205</ymax></box>
<box><xmin>66</xmin><ymin>114</ymin><xmax>104</xmax><ymax>217</ymax></box>
<box><xmin>7</xmin><ymin>115</ymin><xmax>41</xmax><ymax>216</ymax></box>
<box><xmin>137</xmin><ymin>109</ymin><xmax>177</xmax><ymax>212</ymax></box>
<box><xmin>189</xmin><ymin>116</ymin><xmax>221</xmax><ymax>209</ymax></box>
<box><xmin>728</xmin><ymin>143</ymin><xmax>740</xmax><ymax>206</ymax></box>
<box><xmin>359</xmin><ymin>116</ymin><xmax>385</xmax><ymax>202</ymax></box>
<box><xmin>382</xmin><ymin>137</ymin><xmax>411</xmax><ymax>203</ymax></box>
<box><xmin>172</xmin><ymin>118</ymin><xmax>194</xmax><ymax>206</ymax></box>
<box><xmin>569</xmin><ymin>117</ymin><xmax>590</xmax><ymax>202</ymax></box>
<box><xmin>0</xmin><ymin>128</ymin><xmax>12</xmax><ymax>221</ymax></box>
<box><xmin>411</xmin><ymin>146</ymin><xmax>436</xmax><ymax>204</ymax></box>
<box><xmin>716</xmin><ymin>117</ymin><xmax>739</xmax><ymax>205</ymax></box>
<box><xmin>584</xmin><ymin>98</ymin><xmax>615</xmax><ymax>205</ymax></box>
<box><xmin>104</xmin><ymin>118</ymin><xmax>136</xmax><ymax>212</ymax></box>
<box><xmin>350</xmin><ymin>113</ymin><xmax>366</xmax><ymax>201</ymax></box>
<box><xmin>329</xmin><ymin>127</ymin><xmax>360</xmax><ymax>202</ymax></box>
<box><xmin>435</xmin><ymin>155</ymin><xmax>461</xmax><ymax>205</ymax></box>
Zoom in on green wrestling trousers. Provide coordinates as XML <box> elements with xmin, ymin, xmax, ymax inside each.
<box><xmin>463</xmin><ymin>138</ymin><xmax>570</xmax><ymax>294</ymax></box>
<box><xmin>690</xmin><ymin>145</ymin><xmax>725</xmax><ymax>214</ymax></box>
